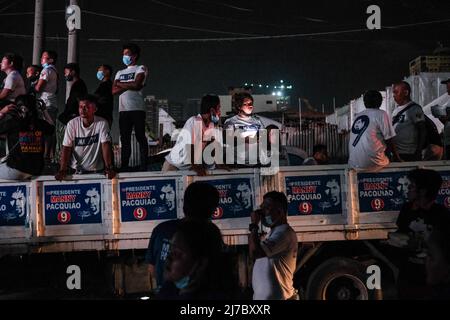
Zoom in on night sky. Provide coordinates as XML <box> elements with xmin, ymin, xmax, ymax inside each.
<box><xmin>0</xmin><ymin>0</ymin><xmax>448</xmax><ymax>112</ymax></box>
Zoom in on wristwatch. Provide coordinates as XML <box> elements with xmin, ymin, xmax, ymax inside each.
<box><xmin>249</xmin><ymin>223</ymin><xmax>259</xmax><ymax>232</ymax></box>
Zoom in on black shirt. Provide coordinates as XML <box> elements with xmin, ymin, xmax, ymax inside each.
<box><xmin>0</xmin><ymin>114</ymin><xmax>55</xmax><ymax>175</ymax></box>
<box><xmin>94</xmin><ymin>80</ymin><xmax>113</xmax><ymax>123</ymax></box>
<box><xmin>396</xmin><ymin>202</ymin><xmax>450</xmax><ymax>233</ymax></box>
<box><xmin>58</xmin><ymin>79</ymin><xmax>88</xmax><ymax>125</ymax></box>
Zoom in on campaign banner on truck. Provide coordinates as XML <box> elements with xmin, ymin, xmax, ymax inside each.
<box><xmin>202</xmin><ymin>178</ymin><xmax>255</xmax><ymax>219</ymax></box>
<box><xmin>0</xmin><ymin>185</ymin><xmax>27</xmax><ymax>227</ymax></box>
<box><xmin>357</xmin><ymin>171</ymin><xmax>411</xmax><ymax>213</ymax></box>
<box><xmin>285</xmin><ymin>175</ymin><xmax>343</xmax><ymax>216</ymax></box>
<box><xmin>44</xmin><ymin>183</ymin><xmax>102</xmax><ymax>225</ymax></box>
<box><xmin>119</xmin><ymin>179</ymin><xmax>178</xmax><ymax>222</ymax></box>
<box><xmin>437</xmin><ymin>171</ymin><xmax>450</xmax><ymax>209</ymax></box>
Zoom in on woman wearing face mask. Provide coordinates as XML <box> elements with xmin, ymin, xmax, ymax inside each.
<box><xmin>94</xmin><ymin>64</ymin><xmax>114</xmax><ymax>127</ymax></box>
<box><xmin>163</xmin><ymin>94</ymin><xmax>221</xmax><ymax>175</ymax></box>
<box><xmin>158</xmin><ymin>219</ymin><xmax>238</xmax><ymax>300</ymax></box>
<box><xmin>224</xmin><ymin>92</ymin><xmax>264</xmax><ymax>167</ymax></box>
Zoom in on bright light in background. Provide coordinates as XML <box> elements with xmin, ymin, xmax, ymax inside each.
<box><xmin>280</xmin><ymin>85</ymin><xmax>285</xmax><ymax>89</ymax></box>
<box><xmin>140</xmin><ymin>296</ymin><xmax>150</xmax><ymax>300</ymax></box>
<box><xmin>287</xmin><ymin>85</ymin><xmax>293</xmax><ymax>89</ymax></box>
<box><xmin>272</xmin><ymin>92</ymin><xmax>276</xmax><ymax>96</ymax></box>
<box><xmin>280</xmin><ymin>80</ymin><xmax>284</xmax><ymax>83</ymax></box>
<box><xmin>259</xmin><ymin>84</ymin><xmax>262</xmax><ymax>88</ymax></box>
<box><xmin>277</xmin><ymin>91</ymin><xmax>282</xmax><ymax>96</ymax></box>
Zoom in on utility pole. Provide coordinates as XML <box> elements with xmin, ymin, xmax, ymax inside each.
<box><xmin>32</xmin><ymin>0</ymin><xmax>44</xmax><ymax>65</ymax></box>
<box><xmin>298</xmin><ymin>98</ymin><xmax>302</xmax><ymax>130</ymax></box>
<box><xmin>66</xmin><ymin>0</ymin><xmax>81</xmax><ymax>99</ymax></box>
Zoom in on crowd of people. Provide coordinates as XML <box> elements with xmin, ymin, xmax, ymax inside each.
<box><xmin>2</xmin><ymin>46</ymin><xmax>450</xmax><ymax>301</ymax></box>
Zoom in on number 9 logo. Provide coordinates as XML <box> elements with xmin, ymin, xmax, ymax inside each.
<box><xmin>213</xmin><ymin>207</ymin><xmax>223</xmax><ymax>219</ymax></box>
<box><xmin>133</xmin><ymin>207</ymin><xmax>148</xmax><ymax>221</ymax></box>
<box><xmin>371</xmin><ymin>198</ymin><xmax>385</xmax><ymax>211</ymax></box>
<box><xmin>57</xmin><ymin>211</ymin><xmax>71</xmax><ymax>224</ymax></box>
<box><xmin>444</xmin><ymin>196</ymin><xmax>450</xmax><ymax>209</ymax></box>
<box><xmin>299</xmin><ymin>202</ymin><xmax>312</xmax><ymax>215</ymax></box>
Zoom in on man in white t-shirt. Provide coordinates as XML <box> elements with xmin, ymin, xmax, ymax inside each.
<box><xmin>349</xmin><ymin>90</ymin><xmax>401</xmax><ymax>171</ymax></box>
<box><xmin>163</xmin><ymin>94</ymin><xmax>221</xmax><ymax>175</ymax></box>
<box><xmin>113</xmin><ymin>43</ymin><xmax>148</xmax><ymax>171</ymax></box>
<box><xmin>55</xmin><ymin>95</ymin><xmax>115</xmax><ymax>180</ymax></box>
<box><xmin>0</xmin><ymin>53</ymin><xmax>26</xmax><ymax>106</ymax></box>
<box><xmin>249</xmin><ymin>191</ymin><xmax>298</xmax><ymax>300</ymax></box>
<box><xmin>34</xmin><ymin>50</ymin><xmax>59</xmax><ymax>162</ymax></box>
<box><xmin>391</xmin><ymin>81</ymin><xmax>427</xmax><ymax>161</ymax></box>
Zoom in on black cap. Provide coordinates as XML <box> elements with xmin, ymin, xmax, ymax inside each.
<box><xmin>441</xmin><ymin>78</ymin><xmax>450</xmax><ymax>84</ymax></box>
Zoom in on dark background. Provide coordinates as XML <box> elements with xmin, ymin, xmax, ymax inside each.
<box><xmin>0</xmin><ymin>0</ymin><xmax>448</xmax><ymax>112</ymax></box>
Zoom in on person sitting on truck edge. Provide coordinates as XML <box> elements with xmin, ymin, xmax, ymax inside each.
<box><xmin>163</xmin><ymin>94</ymin><xmax>222</xmax><ymax>176</ymax></box>
<box><xmin>55</xmin><ymin>94</ymin><xmax>115</xmax><ymax>180</ymax></box>
<box><xmin>391</xmin><ymin>81</ymin><xmax>427</xmax><ymax>162</ymax></box>
<box><xmin>392</xmin><ymin>168</ymin><xmax>449</xmax><ymax>299</ymax></box>
<box><xmin>303</xmin><ymin>144</ymin><xmax>329</xmax><ymax>166</ymax></box>
<box><xmin>146</xmin><ymin>182</ymin><xmax>221</xmax><ymax>293</ymax></box>
<box><xmin>249</xmin><ymin>191</ymin><xmax>298</xmax><ymax>300</ymax></box>
<box><xmin>224</xmin><ymin>92</ymin><xmax>264</xmax><ymax>168</ymax></box>
<box><xmin>348</xmin><ymin>90</ymin><xmax>401</xmax><ymax>171</ymax></box>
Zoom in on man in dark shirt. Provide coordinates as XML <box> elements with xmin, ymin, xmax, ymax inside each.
<box><xmin>145</xmin><ymin>182</ymin><xmax>220</xmax><ymax>293</ymax></box>
<box><xmin>396</xmin><ymin>169</ymin><xmax>449</xmax><ymax>234</ymax></box>
<box><xmin>393</xmin><ymin>168</ymin><xmax>450</xmax><ymax>299</ymax></box>
<box><xmin>58</xmin><ymin>63</ymin><xmax>88</xmax><ymax>125</ymax></box>
<box><xmin>94</xmin><ymin>64</ymin><xmax>113</xmax><ymax>127</ymax></box>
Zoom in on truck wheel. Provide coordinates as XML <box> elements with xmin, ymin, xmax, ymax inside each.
<box><xmin>306</xmin><ymin>257</ymin><xmax>380</xmax><ymax>300</ymax></box>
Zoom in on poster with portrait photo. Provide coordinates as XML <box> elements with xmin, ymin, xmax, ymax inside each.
<box><xmin>357</xmin><ymin>171</ymin><xmax>412</xmax><ymax>213</ymax></box>
<box><xmin>0</xmin><ymin>185</ymin><xmax>28</xmax><ymax>227</ymax></box>
<box><xmin>119</xmin><ymin>179</ymin><xmax>178</xmax><ymax>222</ymax></box>
<box><xmin>44</xmin><ymin>183</ymin><xmax>102</xmax><ymax>225</ymax></box>
<box><xmin>285</xmin><ymin>175</ymin><xmax>343</xmax><ymax>216</ymax></box>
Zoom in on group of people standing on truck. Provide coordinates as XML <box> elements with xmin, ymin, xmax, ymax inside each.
<box><xmin>0</xmin><ymin>43</ymin><xmax>148</xmax><ymax>181</ymax></box>
<box><xmin>348</xmin><ymin>79</ymin><xmax>450</xmax><ymax>172</ymax></box>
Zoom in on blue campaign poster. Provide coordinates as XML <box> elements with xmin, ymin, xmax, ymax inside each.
<box><xmin>0</xmin><ymin>185</ymin><xmax>27</xmax><ymax>227</ymax></box>
<box><xmin>203</xmin><ymin>178</ymin><xmax>254</xmax><ymax>219</ymax></box>
<box><xmin>436</xmin><ymin>171</ymin><xmax>450</xmax><ymax>209</ymax></box>
<box><xmin>120</xmin><ymin>179</ymin><xmax>178</xmax><ymax>222</ymax></box>
<box><xmin>44</xmin><ymin>183</ymin><xmax>102</xmax><ymax>225</ymax></box>
<box><xmin>285</xmin><ymin>175</ymin><xmax>343</xmax><ymax>216</ymax></box>
<box><xmin>357</xmin><ymin>171</ymin><xmax>411</xmax><ymax>213</ymax></box>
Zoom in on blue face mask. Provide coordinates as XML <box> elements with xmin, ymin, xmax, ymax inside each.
<box><xmin>174</xmin><ymin>276</ymin><xmax>190</xmax><ymax>289</ymax></box>
<box><xmin>42</xmin><ymin>63</ymin><xmax>49</xmax><ymax>68</ymax></box>
<box><xmin>211</xmin><ymin>112</ymin><xmax>220</xmax><ymax>124</ymax></box>
<box><xmin>122</xmin><ymin>55</ymin><xmax>132</xmax><ymax>66</ymax></box>
<box><xmin>97</xmin><ymin>71</ymin><xmax>105</xmax><ymax>81</ymax></box>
